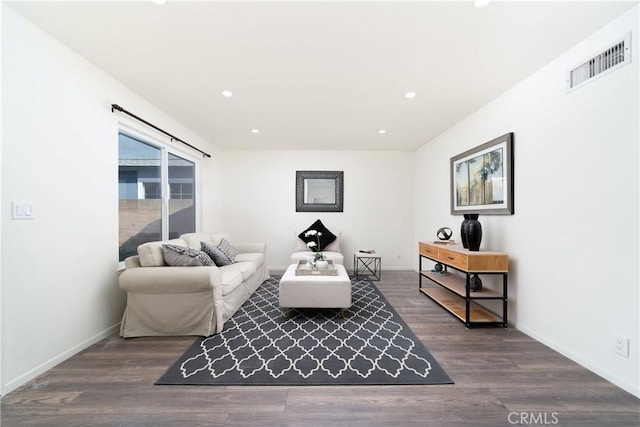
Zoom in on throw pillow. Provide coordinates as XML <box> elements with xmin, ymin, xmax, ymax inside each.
<box><xmin>217</xmin><ymin>238</ymin><xmax>239</xmax><ymax>262</ymax></box>
<box><xmin>201</xmin><ymin>241</ymin><xmax>232</xmax><ymax>266</ymax></box>
<box><xmin>162</xmin><ymin>244</ymin><xmax>215</xmax><ymax>267</ymax></box>
<box><xmin>298</xmin><ymin>219</ymin><xmax>337</xmax><ymax>251</ymax></box>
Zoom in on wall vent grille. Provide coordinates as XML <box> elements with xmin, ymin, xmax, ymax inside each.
<box><xmin>567</xmin><ymin>33</ymin><xmax>631</xmax><ymax>93</ymax></box>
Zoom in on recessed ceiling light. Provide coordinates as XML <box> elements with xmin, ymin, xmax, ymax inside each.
<box><xmin>251</xmin><ymin>129</ymin><xmax>260</xmax><ymax>134</ymax></box>
<box><xmin>151</xmin><ymin>0</ymin><xmax>166</xmax><ymax>5</ymax></box>
<box><xmin>221</xmin><ymin>90</ymin><xmax>233</xmax><ymax>98</ymax></box>
<box><xmin>378</xmin><ymin>130</ymin><xmax>387</xmax><ymax>135</ymax></box>
<box><xmin>405</xmin><ymin>91</ymin><xmax>416</xmax><ymax>99</ymax></box>
<box><xmin>474</xmin><ymin>0</ymin><xmax>491</xmax><ymax>8</ymax></box>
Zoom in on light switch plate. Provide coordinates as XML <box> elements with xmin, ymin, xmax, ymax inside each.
<box><xmin>12</xmin><ymin>201</ymin><xmax>34</xmax><ymax>220</ymax></box>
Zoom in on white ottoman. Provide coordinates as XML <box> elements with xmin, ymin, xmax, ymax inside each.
<box><xmin>279</xmin><ymin>263</ymin><xmax>352</xmax><ymax>317</ymax></box>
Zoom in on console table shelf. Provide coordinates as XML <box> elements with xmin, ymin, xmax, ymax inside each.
<box><xmin>418</xmin><ymin>242</ymin><xmax>508</xmax><ymax>328</ymax></box>
<box><xmin>420</xmin><ymin>271</ymin><xmax>504</xmax><ymax>299</ymax></box>
<box><xmin>419</xmin><ymin>288</ymin><xmax>502</xmax><ymax>323</ymax></box>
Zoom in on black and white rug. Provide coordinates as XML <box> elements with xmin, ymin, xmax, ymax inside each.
<box><xmin>156</xmin><ymin>276</ymin><xmax>453</xmax><ymax>386</ymax></box>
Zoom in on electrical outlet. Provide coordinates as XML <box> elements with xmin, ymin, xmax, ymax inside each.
<box><xmin>613</xmin><ymin>334</ymin><xmax>629</xmax><ymax>358</ymax></box>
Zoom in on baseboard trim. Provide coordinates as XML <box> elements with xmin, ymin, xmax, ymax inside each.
<box><xmin>514</xmin><ymin>323</ymin><xmax>639</xmax><ymax>399</ymax></box>
<box><xmin>2</xmin><ymin>323</ymin><xmax>120</xmax><ymax>396</ymax></box>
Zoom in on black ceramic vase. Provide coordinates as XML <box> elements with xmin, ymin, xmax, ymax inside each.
<box><xmin>465</xmin><ymin>214</ymin><xmax>482</xmax><ymax>252</ymax></box>
<box><xmin>460</xmin><ymin>215</ymin><xmax>470</xmax><ymax>249</ymax></box>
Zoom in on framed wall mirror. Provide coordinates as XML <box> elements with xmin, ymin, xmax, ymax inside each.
<box><xmin>296</xmin><ymin>171</ymin><xmax>344</xmax><ymax>212</ymax></box>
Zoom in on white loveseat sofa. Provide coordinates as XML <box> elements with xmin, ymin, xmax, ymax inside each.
<box><xmin>118</xmin><ymin>232</ymin><xmax>268</xmax><ymax>338</ymax></box>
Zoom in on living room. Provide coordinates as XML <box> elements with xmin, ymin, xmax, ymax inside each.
<box><xmin>1</xmin><ymin>0</ymin><xmax>638</xmax><ymax>422</ymax></box>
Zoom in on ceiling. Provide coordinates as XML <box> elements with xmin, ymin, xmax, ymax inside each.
<box><xmin>7</xmin><ymin>1</ymin><xmax>637</xmax><ymax>151</ymax></box>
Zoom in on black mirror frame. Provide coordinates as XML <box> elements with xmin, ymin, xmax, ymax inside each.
<box><xmin>296</xmin><ymin>171</ymin><xmax>344</xmax><ymax>212</ymax></box>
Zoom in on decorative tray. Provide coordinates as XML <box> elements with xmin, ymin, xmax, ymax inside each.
<box><xmin>295</xmin><ymin>260</ymin><xmax>337</xmax><ymax>276</ymax></box>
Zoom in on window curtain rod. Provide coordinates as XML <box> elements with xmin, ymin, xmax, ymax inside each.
<box><xmin>111</xmin><ymin>104</ymin><xmax>211</xmax><ymax>158</ymax></box>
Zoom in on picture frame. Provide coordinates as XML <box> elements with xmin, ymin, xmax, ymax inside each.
<box><xmin>450</xmin><ymin>133</ymin><xmax>514</xmax><ymax>215</ymax></box>
<box><xmin>296</xmin><ymin>170</ymin><xmax>344</xmax><ymax>212</ymax></box>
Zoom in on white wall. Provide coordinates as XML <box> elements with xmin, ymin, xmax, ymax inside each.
<box><xmin>216</xmin><ymin>150</ymin><xmax>414</xmax><ymax>272</ymax></box>
<box><xmin>1</xmin><ymin>6</ymin><xmax>220</xmax><ymax>395</ymax></box>
<box><xmin>0</xmin><ymin>1</ymin><xmax>4</xmax><ymax>395</ymax></box>
<box><xmin>414</xmin><ymin>7</ymin><xmax>639</xmax><ymax>397</ymax></box>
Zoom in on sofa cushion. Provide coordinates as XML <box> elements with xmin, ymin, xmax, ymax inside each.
<box><xmin>201</xmin><ymin>241</ymin><xmax>232</xmax><ymax>266</ymax></box>
<box><xmin>162</xmin><ymin>244</ymin><xmax>215</xmax><ymax>267</ymax></box>
<box><xmin>298</xmin><ymin>219</ymin><xmax>337</xmax><ymax>251</ymax></box>
<box><xmin>138</xmin><ymin>238</ymin><xmax>187</xmax><ymax>267</ymax></box>
<box><xmin>181</xmin><ymin>232</ymin><xmax>231</xmax><ymax>250</ymax></box>
<box><xmin>235</xmin><ymin>252</ymin><xmax>265</xmax><ymax>267</ymax></box>
<box><xmin>220</xmin><ymin>262</ymin><xmax>256</xmax><ymax>281</ymax></box>
<box><xmin>220</xmin><ymin>270</ymin><xmax>243</xmax><ymax>296</ymax></box>
<box><xmin>295</xmin><ymin>233</ymin><xmax>341</xmax><ymax>252</ymax></box>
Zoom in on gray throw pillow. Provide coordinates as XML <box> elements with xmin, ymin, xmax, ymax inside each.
<box><xmin>201</xmin><ymin>241</ymin><xmax>232</xmax><ymax>266</ymax></box>
<box><xmin>217</xmin><ymin>238</ymin><xmax>239</xmax><ymax>262</ymax></box>
<box><xmin>162</xmin><ymin>244</ymin><xmax>215</xmax><ymax>267</ymax></box>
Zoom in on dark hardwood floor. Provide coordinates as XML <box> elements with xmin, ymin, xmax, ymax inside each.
<box><xmin>2</xmin><ymin>271</ymin><xmax>638</xmax><ymax>426</ymax></box>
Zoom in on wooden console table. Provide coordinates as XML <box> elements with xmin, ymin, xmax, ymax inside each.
<box><xmin>418</xmin><ymin>242</ymin><xmax>508</xmax><ymax>328</ymax></box>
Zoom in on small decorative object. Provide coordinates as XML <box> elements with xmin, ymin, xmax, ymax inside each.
<box><xmin>430</xmin><ymin>262</ymin><xmax>448</xmax><ymax>275</ymax></box>
<box><xmin>315</xmin><ymin>259</ymin><xmax>329</xmax><ymax>269</ymax></box>
<box><xmin>436</xmin><ymin>227</ymin><xmax>453</xmax><ymax>241</ymax></box>
<box><xmin>464</xmin><ymin>214</ymin><xmax>482</xmax><ymax>251</ymax></box>
<box><xmin>470</xmin><ymin>274</ymin><xmax>483</xmax><ymax>292</ymax></box>
<box><xmin>304</xmin><ymin>229</ymin><xmax>326</xmax><ymax>266</ymax></box>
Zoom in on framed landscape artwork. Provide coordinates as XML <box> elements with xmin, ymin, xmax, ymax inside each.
<box><xmin>450</xmin><ymin>133</ymin><xmax>514</xmax><ymax>215</ymax></box>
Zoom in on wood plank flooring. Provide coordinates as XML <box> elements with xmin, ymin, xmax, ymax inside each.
<box><xmin>2</xmin><ymin>271</ymin><xmax>638</xmax><ymax>426</ymax></box>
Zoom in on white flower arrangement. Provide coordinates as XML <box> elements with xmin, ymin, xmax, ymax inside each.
<box><xmin>304</xmin><ymin>229</ymin><xmax>325</xmax><ymax>261</ymax></box>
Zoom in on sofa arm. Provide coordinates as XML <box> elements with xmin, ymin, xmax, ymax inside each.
<box><xmin>124</xmin><ymin>255</ymin><xmax>142</xmax><ymax>269</ymax></box>
<box><xmin>234</xmin><ymin>242</ymin><xmax>266</xmax><ymax>254</ymax></box>
<box><xmin>119</xmin><ymin>266</ymin><xmax>222</xmax><ymax>294</ymax></box>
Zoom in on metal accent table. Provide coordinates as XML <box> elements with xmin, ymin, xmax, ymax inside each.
<box><xmin>353</xmin><ymin>252</ymin><xmax>381</xmax><ymax>281</ymax></box>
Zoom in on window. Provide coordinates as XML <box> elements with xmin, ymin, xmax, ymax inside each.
<box><xmin>168</xmin><ymin>152</ymin><xmax>195</xmax><ymax>240</ymax></box>
<box><xmin>143</xmin><ymin>182</ymin><xmax>162</xmax><ymax>199</ymax></box>
<box><xmin>118</xmin><ymin>132</ymin><xmax>196</xmax><ymax>262</ymax></box>
<box><xmin>169</xmin><ymin>183</ymin><xmax>193</xmax><ymax>199</ymax></box>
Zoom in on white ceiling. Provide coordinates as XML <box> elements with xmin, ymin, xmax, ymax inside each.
<box><xmin>7</xmin><ymin>1</ymin><xmax>637</xmax><ymax>151</ymax></box>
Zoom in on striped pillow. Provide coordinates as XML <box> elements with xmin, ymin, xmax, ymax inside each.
<box><xmin>217</xmin><ymin>238</ymin><xmax>239</xmax><ymax>263</ymax></box>
<box><xmin>162</xmin><ymin>244</ymin><xmax>215</xmax><ymax>267</ymax></box>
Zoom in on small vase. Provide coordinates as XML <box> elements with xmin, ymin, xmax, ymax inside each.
<box><xmin>469</xmin><ymin>274</ymin><xmax>483</xmax><ymax>292</ymax></box>
<box><xmin>315</xmin><ymin>260</ymin><xmax>329</xmax><ymax>269</ymax></box>
<box><xmin>465</xmin><ymin>214</ymin><xmax>482</xmax><ymax>252</ymax></box>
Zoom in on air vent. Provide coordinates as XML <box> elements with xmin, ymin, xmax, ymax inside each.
<box><xmin>567</xmin><ymin>33</ymin><xmax>631</xmax><ymax>93</ymax></box>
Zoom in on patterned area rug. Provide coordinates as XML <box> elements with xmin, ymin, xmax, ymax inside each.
<box><xmin>156</xmin><ymin>276</ymin><xmax>453</xmax><ymax>385</ymax></box>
